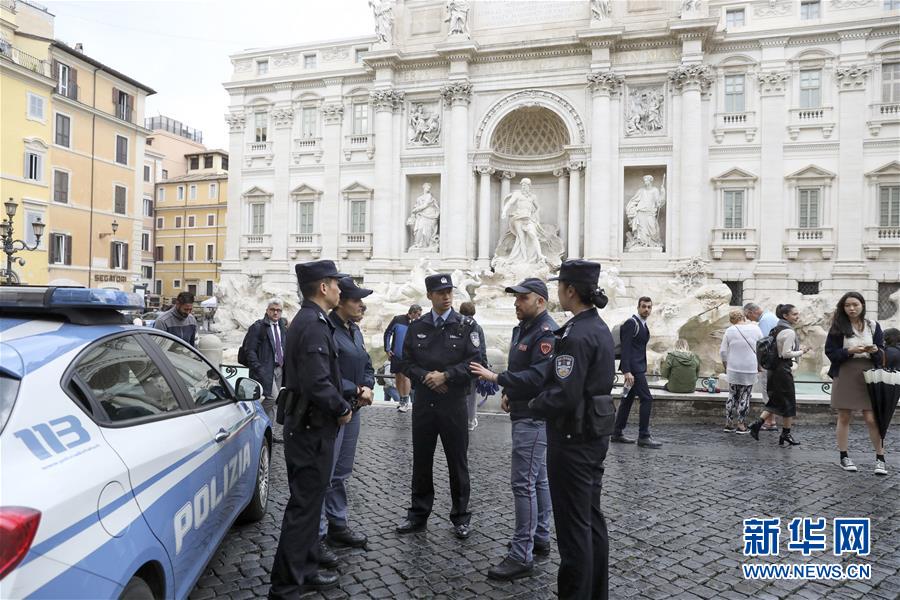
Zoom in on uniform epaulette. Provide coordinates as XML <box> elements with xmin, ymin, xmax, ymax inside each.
<box><xmin>461</xmin><ymin>316</ymin><xmax>474</xmax><ymax>327</ymax></box>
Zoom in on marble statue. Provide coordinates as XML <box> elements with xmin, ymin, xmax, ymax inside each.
<box><xmin>407</xmin><ymin>183</ymin><xmax>440</xmax><ymax>250</ymax></box>
<box><xmin>493</xmin><ymin>178</ymin><xmax>564</xmax><ymax>269</ymax></box>
<box><xmin>625</xmin><ymin>87</ymin><xmax>664</xmax><ymax>136</ymax></box>
<box><xmin>590</xmin><ymin>0</ymin><xmax>611</xmax><ymax>21</ymax></box>
<box><xmin>408</xmin><ymin>103</ymin><xmax>441</xmax><ymax>146</ymax></box>
<box><xmin>681</xmin><ymin>0</ymin><xmax>702</xmax><ymax>13</ymax></box>
<box><xmin>625</xmin><ymin>175</ymin><xmax>667</xmax><ymax>250</ymax></box>
<box><xmin>369</xmin><ymin>0</ymin><xmax>394</xmax><ymax>44</ymax></box>
<box><xmin>446</xmin><ymin>0</ymin><xmax>470</xmax><ymax>37</ymax></box>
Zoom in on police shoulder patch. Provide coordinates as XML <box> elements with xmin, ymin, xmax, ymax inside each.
<box><xmin>540</xmin><ymin>341</ymin><xmax>552</xmax><ymax>355</ymax></box>
<box><xmin>555</xmin><ymin>355</ymin><xmax>574</xmax><ymax>379</ymax></box>
<box><xmin>470</xmin><ymin>331</ymin><xmax>481</xmax><ymax>348</ymax></box>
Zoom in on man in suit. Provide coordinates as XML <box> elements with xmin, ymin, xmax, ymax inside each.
<box><xmin>243</xmin><ymin>298</ymin><xmax>288</xmax><ymax>422</ymax></box>
<box><xmin>612</xmin><ymin>296</ymin><xmax>662</xmax><ymax>448</ymax></box>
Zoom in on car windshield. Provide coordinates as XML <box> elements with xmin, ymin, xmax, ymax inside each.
<box><xmin>0</xmin><ymin>375</ymin><xmax>20</xmax><ymax>433</ymax></box>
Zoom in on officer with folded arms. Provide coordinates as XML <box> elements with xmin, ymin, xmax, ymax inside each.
<box><xmin>529</xmin><ymin>260</ymin><xmax>616</xmax><ymax>600</ymax></box>
<box><xmin>269</xmin><ymin>260</ymin><xmax>354</xmax><ymax>598</ymax></box>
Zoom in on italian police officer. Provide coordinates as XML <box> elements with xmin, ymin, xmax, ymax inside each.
<box><xmin>396</xmin><ymin>273</ymin><xmax>483</xmax><ymax>539</ymax></box>
<box><xmin>269</xmin><ymin>260</ymin><xmax>354</xmax><ymax>598</ymax></box>
<box><xmin>529</xmin><ymin>260</ymin><xmax>616</xmax><ymax>600</ymax></box>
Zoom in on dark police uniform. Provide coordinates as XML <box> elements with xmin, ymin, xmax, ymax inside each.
<box><xmin>398</xmin><ymin>273</ymin><xmax>482</xmax><ymax>532</ymax></box>
<box><xmin>530</xmin><ymin>260</ymin><xmax>616</xmax><ymax>600</ymax></box>
<box><xmin>270</xmin><ymin>261</ymin><xmax>351</xmax><ymax>599</ymax></box>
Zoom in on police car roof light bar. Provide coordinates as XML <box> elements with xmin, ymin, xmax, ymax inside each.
<box><xmin>0</xmin><ymin>286</ymin><xmax>143</xmax><ymax>311</ymax></box>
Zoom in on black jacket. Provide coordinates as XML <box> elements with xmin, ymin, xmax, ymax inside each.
<box><xmin>283</xmin><ymin>300</ymin><xmax>350</xmax><ymax>431</ymax></box>
<box><xmin>530</xmin><ymin>308</ymin><xmax>616</xmax><ymax>438</ymax></box>
<box><xmin>399</xmin><ymin>309</ymin><xmax>482</xmax><ymax>403</ymax></box>
<box><xmin>244</xmin><ymin>317</ymin><xmax>287</xmax><ymax>398</ymax></box>
<box><xmin>824</xmin><ymin>320</ymin><xmax>885</xmax><ymax>379</ymax></box>
<box><xmin>497</xmin><ymin>310</ymin><xmax>557</xmax><ymax>421</ymax></box>
<box><xmin>619</xmin><ymin>315</ymin><xmax>649</xmax><ymax>374</ymax></box>
<box><xmin>887</xmin><ymin>345</ymin><xmax>900</xmax><ymax>370</ymax></box>
<box><xmin>384</xmin><ymin>314</ymin><xmax>411</xmax><ymax>354</ymax></box>
<box><xmin>329</xmin><ymin>311</ymin><xmax>376</xmax><ymax>399</ymax></box>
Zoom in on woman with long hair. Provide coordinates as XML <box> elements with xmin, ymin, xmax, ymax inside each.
<box><xmin>825</xmin><ymin>292</ymin><xmax>887</xmax><ymax>476</ymax></box>
<box><xmin>749</xmin><ymin>304</ymin><xmax>811</xmax><ymax>445</ymax></box>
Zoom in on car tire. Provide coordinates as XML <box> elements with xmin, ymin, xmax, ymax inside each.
<box><xmin>120</xmin><ymin>576</ymin><xmax>154</xmax><ymax>600</ymax></box>
<box><xmin>238</xmin><ymin>441</ymin><xmax>269</xmax><ymax>523</ymax></box>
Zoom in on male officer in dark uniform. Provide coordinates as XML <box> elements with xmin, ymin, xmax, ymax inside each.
<box><xmin>396</xmin><ymin>273</ymin><xmax>483</xmax><ymax>539</ymax></box>
<box><xmin>269</xmin><ymin>260</ymin><xmax>354</xmax><ymax>598</ymax></box>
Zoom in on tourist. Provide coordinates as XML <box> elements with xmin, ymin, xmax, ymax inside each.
<box><xmin>719</xmin><ymin>309</ymin><xmax>763</xmax><ymax>434</ymax></box>
<box><xmin>459</xmin><ymin>301</ymin><xmax>487</xmax><ymax>431</ymax></box>
<box><xmin>383</xmin><ymin>304</ymin><xmax>422</xmax><ymax>412</ymax></box>
<box><xmin>660</xmin><ymin>339</ymin><xmax>700</xmax><ymax>394</ymax></box>
<box><xmin>743</xmin><ymin>302</ymin><xmax>779</xmax><ymax>431</ymax></box>
<box><xmin>825</xmin><ymin>292</ymin><xmax>887</xmax><ymax>476</ymax></box>
<box><xmin>749</xmin><ymin>304</ymin><xmax>811</xmax><ymax>446</ymax></box>
<box><xmin>885</xmin><ymin>328</ymin><xmax>900</xmax><ymax>369</ymax></box>
<box><xmin>242</xmin><ymin>299</ymin><xmax>288</xmax><ymax>422</ymax></box>
<box><xmin>153</xmin><ymin>291</ymin><xmax>198</xmax><ymax>346</ymax></box>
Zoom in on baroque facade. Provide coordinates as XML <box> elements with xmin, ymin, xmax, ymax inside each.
<box><xmin>222</xmin><ymin>0</ymin><xmax>900</xmax><ymax>315</ymax></box>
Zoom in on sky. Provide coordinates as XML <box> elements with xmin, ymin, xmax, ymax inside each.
<box><xmin>43</xmin><ymin>0</ymin><xmax>376</xmax><ymax>149</ymax></box>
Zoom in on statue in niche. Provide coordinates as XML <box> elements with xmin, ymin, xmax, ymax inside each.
<box><xmin>446</xmin><ymin>0</ymin><xmax>470</xmax><ymax>37</ymax></box>
<box><xmin>493</xmin><ymin>178</ymin><xmax>563</xmax><ymax>268</ymax></box>
<box><xmin>590</xmin><ymin>0</ymin><xmax>611</xmax><ymax>21</ymax></box>
<box><xmin>407</xmin><ymin>183</ymin><xmax>440</xmax><ymax>250</ymax></box>
<box><xmin>625</xmin><ymin>87</ymin><xmax>665</xmax><ymax>136</ymax></box>
<box><xmin>369</xmin><ymin>0</ymin><xmax>394</xmax><ymax>44</ymax></box>
<box><xmin>681</xmin><ymin>0</ymin><xmax>702</xmax><ymax>14</ymax></box>
<box><xmin>625</xmin><ymin>175</ymin><xmax>667</xmax><ymax>251</ymax></box>
<box><xmin>408</xmin><ymin>104</ymin><xmax>441</xmax><ymax>146</ymax></box>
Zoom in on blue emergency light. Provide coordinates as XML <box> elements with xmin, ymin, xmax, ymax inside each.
<box><xmin>0</xmin><ymin>286</ymin><xmax>144</xmax><ymax>312</ymax></box>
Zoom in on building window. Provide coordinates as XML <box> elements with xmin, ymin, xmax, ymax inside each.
<box><xmin>880</xmin><ymin>185</ymin><xmax>900</xmax><ymax>227</ymax></box>
<box><xmin>879</xmin><ymin>282</ymin><xmax>900</xmax><ymax>318</ymax></box>
<box><xmin>156</xmin><ymin>217</ymin><xmax>164</xmax><ymax>229</ymax></box>
<box><xmin>799</xmin><ymin>69</ymin><xmax>822</xmax><ymax>108</ymax></box>
<box><xmin>251</xmin><ymin>203</ymin><xmax>266</xmax><ymax>235</ymax></box>
<box><xmin>115</xmin><ymin>135</ymin><xmax>128</xmax><ymax>165</ymax></box>
<box><xmin>190</xmin><ymin>156</ymin><xmax>199</xmax><ymax>170</ymax></box>
<box><xmin>175</xmin><ymin>216</ymin><xmax>183</xmax><ymax>228</ymax></box>
<box><xmin>209</xmin><ymin>183</ymin><xmax>217</xmax><ymax>199</ymax></box>
<box><xmin>221</xmin><ymin>157</ymin><xmax>228</xmax><ymax>171</ymax></box>
<box><xmin>27</xmin><ymin>92</ymin><xmax>45</xmax><ymax>121</ymax></box>
<box><xmin>24</xmin><ymin>152</ymin><xmax>42</xmax><ymax>182</ymax></box>
<box><xmin>883</xmin><ymin>62</ymin><xmax>900</xmax><ymax>103</ymax></box>
<box><xmin>174</xmin><ymin>245</ymin><xmax>182</xmax><ymax>261</ymax></box>
<box><xmin>141</xmin><ymin>232</ymin><xmax>150</xmax><ymax>251</ymax></box>
<box><xmin>49</xmin><ymin>233</ymin><xmax>72</xmax><ymax>265</ymax></box>
<box><xmin>724</xmin><ymin>75</ymin><xmax>745</xmax><ymax>113</ymax></box>
<box><xmin>204</xmin><ymin>155</ymin><xmax>213</xmax><ymax>169</ymax></box>
<box><xmin>142</xmin><ymin>266</ymin><xmax>153</xmax><ymax>279</ymax></box>
<box><xmin>886</xmin><ymin>0</ymin><xmax>900</xmax><ymax>9</ymax></box>
<box><xmin>187</xmin><ymin>245</ymin><xmax>195</xmax><ymax>261</ymax></box>
<box><xmin>187</xmin><ymin>215</ymin><xmax>195</xmax><ymax>228</ymax></box>
<box><xmin>173</xmin><ymin>279</ymin><xmax>181</xmax><ymax>289</ymax></box>
<box><xmin>725</xmin><ymin>8</ymin><xmax>745</xmax><ymax>28</ymax></box>
<box><xmin>155</xmin><ymin>246</ymin><xmax>164</xmax><ymax>261</ymax></box>
<box><xmin>355</xmin><ymin>48</ymin><xmax>367</xmax><ymax>63</ymax></box>
<box><xmin>304</xmin><ymin>53</ymin><xmax>316</xmax><ymax>69</ymax></box>
<box><xmin>301</xmin><ymin>107</ymin><xmax>317</xmax><ymax>138</ymax></box>
<box><xmin>53</xmin><ymin>170</ymin><xmax>69</xmax><ymax>203</ymax></box>
<box><xmin>177</xmin><ymin>186</ymin><xmax>184</xmax><ymax>200</ymax></box>
<box><xmin>206</xmin><ymin>244</ymin><xmax>215</xmax><ymax>261</ymax></box>
<box><xmin>723</xmin><ymin>190</ymin><xmax>745</xmax><ymax>229</ymax></box>
<box><xmin>205</xmin><ymin>280</ymin><xmax>214</xmax><ymax>296</ymax></box>
<box><xmin>110</xmin><ymin>241</ymin><xmax>128</xmax><ymax>269</ymax></box>
<box><xmin>162</xmin><ymin>169</ymin><xmax>168</xmax><ymax>180</ymax></box>
<box><xmin>352</xmin><ymin>103</ymin><xmax>369</xmax><ymax>135</ymax></box>
<box><xmin>723</xmin><ymin>281</ymin><xmax>743</xmax><ymax>306</ymax></box>
<box><xmin>298</xmin><ymin>201</ymin><xmax>314</xmax><ymax>234</ymax></box>
<box><xmin>189</xmin><ymin>185</ymin><xmax>197</xmax><ymax>200</ymax></box>
<box><xmin>114</xmin><ymin>185</ymin><xmax>127</xmax><ymax>215</ymax></box>
<box><xmin>798</xmin><ymin>281</ymin><xmax>820</xmax><ymax>296</ymax></box>
<box><xmin>114</xmin><ymin>89</ymin><xmax>133</xmax><ymax>122</ymax></box>
<box><xmin>350</xmin><ymin>200</ymin><xmax>367</xmax><ymax>234</ymax></box>
<box><xmin>57</xmin><ymin>63</ymin><xmax>71</xmax><ymax>96</ymax></box>
<box><xmin>187</xmin><ymin>283</ymin><xmax>197</xmax><ymax>296</ymax></box>
<box><xmin>207</xmin><ymin>213</ymin><xmax>216</xmax><ymax>226</ymax></box>
<box><xmin>800</xmin><ymin>0</ymin><xmax>820</xmax><ymax>19</ymax></box>
<box><xmin>255</xmin><ymin>113</ymin><xmax>268</xmax><ymax>142</ymax></box>
<box><xmin>143</xmin><ymin>197</ymin><xmax>153</xmax><ymax>217</ymax></box>
<box><xmin>154</xmin><ymin>280</ymin><xmax>162</xmax><ymax>294</ymax></box>
<box><xmin>55</xmin><ymin>113</ymin><xmax>71</xmax><ymax>147</ymax></box>
<box><xmin>24</xmin><ymin>210</ymin><xmax>44</xmax><ymax>248</ymax></box>
<box><xmin>143</xmin><ymin>165</ymin><xmax>151</xmax><ymax>182</ymax></box>
<box><xmin>798</xmin><ymin>188</ymin><xmax>821</xmax><ymax>228</ymax></box>
<box><xmin>157</xmin><ymin>187</ymin><xmax>165</xmax><ymax>202</ymax></box>
<box><xmin>257</xmin><ymin>59</ymin><xmax>268</xmax><ymax>75</ymax></box>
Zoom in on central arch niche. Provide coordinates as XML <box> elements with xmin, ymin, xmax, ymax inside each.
<box><xmin>490</xmin><ymin>107</ymin><xmax>570</xmax><ymax>158</ymax></box>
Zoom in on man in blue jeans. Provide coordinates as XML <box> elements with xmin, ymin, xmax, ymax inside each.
<box><xmin>471</xmin><ymin>277</ymin><xmax>557</xmax><ymax>581</ymax></box>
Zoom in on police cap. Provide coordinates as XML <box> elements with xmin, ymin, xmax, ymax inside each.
<box><xmin>548</xmin><ymin>259</ymin><xmax>602</xmax><ymax>286</ymax></box>
<box><xmin>504</xmin><ymin>277</ymin><xmax>549</xmax><ymax>300</ymax></box>
<box><xmin>295</xmin><ymin>260</ymin><xmax>348</xmax><ymax>285</ymax></box>
<box><xmin>425</xmin><ymin>273</ymin><xmax>454</xmax><ymax>292</ymax></box>
<box><xmin>338</xmin><ymin>276</ymin><xmax>373</xmax><ymax>300</ymax></box>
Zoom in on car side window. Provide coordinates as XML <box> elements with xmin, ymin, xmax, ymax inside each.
<box><xmin>75</xmin><ymin>335</ymin><xmax>181</xmax><ymax>422</ymax></box>
<box><xmin>150</xmin><ymin>336</ymin><xmax>232</xmax><ymax>408</ymax></box>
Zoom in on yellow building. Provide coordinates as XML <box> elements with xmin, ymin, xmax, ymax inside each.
<box><xmin>154</xmin><ymin>150</ymin><xmax>228</xmax><ymax>302</ymax></box>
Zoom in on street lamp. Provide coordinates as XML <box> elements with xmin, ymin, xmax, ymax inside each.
<box><xmin>100</xmin><ymin>219</ymin><xmax>119</xmax><ymax>239</ymax></box>
<box><xmin>1</xmin><ymin>197</ymin><xmax>45</xmax><ymax>285</ymax></box>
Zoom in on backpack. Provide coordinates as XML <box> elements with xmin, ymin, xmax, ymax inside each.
<box><xmin>756</xmin><ymin>325</ymin><xmax>787</xmax><ymax>370</ymax></box>
<box><xmin>238</xmin><ymin>321</ymin><xmax>267</xmax><ymax>367</ymax></box>
<box><xmin>611</xmin><ymin>316</ymin><xmax>640</xmax><ymax>360</ymax></box>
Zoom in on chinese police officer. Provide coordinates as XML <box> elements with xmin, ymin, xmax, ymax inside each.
<box><xmin>396</xmin><ymin>273</ymin><xmax>483</xmax><ymax>539</ymax></box>
<box><xmin>269</xmin><ymin>260</ymin><xmax>354</xmax><ymax>598</ymax></box>
<box><xmin>529</xmin><ymin>260</ymin><xmax>616</xmax><ymax>600</ymax></box>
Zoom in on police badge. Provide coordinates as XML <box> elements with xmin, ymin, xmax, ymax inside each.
<box><xmin>555</xmin><ymin>354</ymin><xmax>574</xmax><ymax>379</ymax></box>
<box><xmin>470</xmin><ymin>331</ymin><xmax>481</xmax><ymax>348</ymax></box>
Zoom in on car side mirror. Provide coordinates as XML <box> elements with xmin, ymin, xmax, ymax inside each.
<box><xmin>235</xmin><ymin>377</ymin><xmax>263</xmax><ymax>402</ymax></box>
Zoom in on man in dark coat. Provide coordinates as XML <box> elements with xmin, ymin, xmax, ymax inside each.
<box><xmin>243</xmin><ymin>298</ymin><xmax>288</xmax><ymax>422</ymax></box>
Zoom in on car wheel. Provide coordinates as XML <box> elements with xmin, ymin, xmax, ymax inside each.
<box><xmin>238</xmin><ymin>441</ymin><xmax>269</xmax><ymax>523</ymax></box>
<box><xmin>120</xmin><ymin>576</ymin><xmax>154</xmax><ymax>600</ymax></box>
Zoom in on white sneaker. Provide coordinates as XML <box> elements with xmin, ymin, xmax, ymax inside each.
<box><xmin>839</xmin><ymin>457</ymin><xmax>858</xmax><ymax>472</ymax></box>
<box><xmin>468</xmin><ymin>417</ymin><xmax>478</xmax><ymax>431</ymax></box>
<box><xmin>398</xmin><ymin>402</ymin><xmax>410</xmax><ymax>413</ymax></box>
<box><xmin>875</xmin><ymin>460</ymin><xmax>888</xmax><ymax>476</ymax></box>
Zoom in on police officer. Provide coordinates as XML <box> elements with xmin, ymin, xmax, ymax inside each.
<box><xmin>396</xmin><ymin>273</ymin><xmax>482</xmax><ymax>539</ymax></box>
<box><xmin>470</xmin><ymin>278</ymin><xmax>557</xmax><ymax>581</ymax></box>
<box><xmin>529</xmin><ymin>260</ymin><xmax>616</xmax><ymax>600</ymax></box>
<box><xmin>269</xmin><ymin>260</ymin><xmax>354</xmax><ymax>598</ymax></box>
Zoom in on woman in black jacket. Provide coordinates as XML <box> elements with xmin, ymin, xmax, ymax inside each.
<box><xmin>825</xmin><ymin>291</ymin><xmax>886</xmax><ymax>476</ymax></box>
<box><xmin>885</xmin><ymin>328</ymin><xmax>900</xmax><ymax>370</ymax></box>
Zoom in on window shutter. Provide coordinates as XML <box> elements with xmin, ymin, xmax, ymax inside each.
<box><xmin>112</xmin><ymin>87</ymin><xmax>118</xmax><ymax>105</ymax></box>
<box><xmin>49</xmin><ymin>234</ymin><xmax>58</xmax><ymax>263</ymax></box>
<box><xmin>69</xmin><ymin>67</ymin><xmax>77</xmax><ymax>92</ymax></box>
<box><xmin>110</xmin><ymin>241</ymin><xmax>115</xmax><ymax>268</ymax></box>
<box><xmin>65</xmin><ymin>235</ymin><xmax>72</xmax><ymax>265</ymax></box>
<box><xmin>123</xmin><ymin>243</ymin><xmax>129</xmax><ymax>270</ymax></box>
<box><xmin>23</xmin><ymin>152</ymin><xmax>29</xmax><ymax>179</ymax></box>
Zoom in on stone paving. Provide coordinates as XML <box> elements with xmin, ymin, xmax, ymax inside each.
<box><xmin>190</xmin><ymin>405</ymin><xmax>900</xmax><ymax>599</ymax></box>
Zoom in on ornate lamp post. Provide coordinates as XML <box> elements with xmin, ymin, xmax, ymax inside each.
<box><xmin>1</xmin><ymin>197</ymin><xmax>46</xmax><ymax>285</ymax></box>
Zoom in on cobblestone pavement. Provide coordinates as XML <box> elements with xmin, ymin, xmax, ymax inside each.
<box><xmin>191</xmin><ymin>406</ymin><xmax>900</xmax><ymax>599</ymax></box>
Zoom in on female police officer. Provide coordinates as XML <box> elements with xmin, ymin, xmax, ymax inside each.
<box><xmin>529</xmin><ymin>259</ymin><xmax>616</xmax><ymax>600</ymax></box>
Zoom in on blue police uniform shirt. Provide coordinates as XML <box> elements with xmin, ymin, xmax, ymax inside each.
<box><xmin>329</xmin><ymin>311</ymin><xmax>375</xmax><ymax>399</ymax></box>
<box><xmin>431</xmin><ymin>308</ymin><xmax>453</xmax><ymax>324</ymax></box>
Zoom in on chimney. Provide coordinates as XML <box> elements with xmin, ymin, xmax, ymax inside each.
<box><xmin>74</xmin><ymin>42</ymin><xmax>83</xmax><ymax>52</ymax></box>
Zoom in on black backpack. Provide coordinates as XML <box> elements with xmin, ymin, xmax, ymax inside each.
<box><xmin>756</xmin><ymin>325</ymin><xmax>787</xmax><ymax>370</ymax></box>
<box><xmin>238</xmin><ymin>322</ymin><xmax>266</xmax><ymax>367</ymax></box>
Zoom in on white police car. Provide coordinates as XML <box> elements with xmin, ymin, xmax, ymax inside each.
<box><xmin>0</xmin><ymin>287</ymin><xmax>271</xmax><ymax>599</ymax></box>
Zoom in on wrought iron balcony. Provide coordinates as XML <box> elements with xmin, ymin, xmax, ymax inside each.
<box><xmin>0</xmin><ymin>43</ymin><xmax>51</xmax><ymax>78</ymax></box>
<box><xmin>863</xmin><ymin>226</ymin><xmax>900</xmax><ymax>259</ymax></box>
<box><xmin>709</xmin><ymin>227</ymin><xmax>758</xmax><ymax>260</ymax></box>
<box><xmin>784</xmin><ymin>227</ymin><xmax>835</xmax><ymax>260</ymax></box>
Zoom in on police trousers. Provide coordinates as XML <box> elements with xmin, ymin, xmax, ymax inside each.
<box><xmin>319</xmin><ymin>408</ymin><xmax>362</xmax><ymax>535</ymax></box>
<box><xmin>546</xmin><ymin>428</ymin><xmax>609</xmax><ymax>600</ymax></box>
<box><xmin>408</xmin><ymin>393</ymin><xmax>471</xmax><ymax>526</ymax></box>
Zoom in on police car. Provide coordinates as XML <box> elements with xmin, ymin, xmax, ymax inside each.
<box><xmin>0</xmin><ymin>287</ymin><xmax>272</xmax><ymax>599</ymax></box>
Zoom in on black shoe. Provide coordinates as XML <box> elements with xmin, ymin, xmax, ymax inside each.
<box><xmin>749</xmin><ymin>419</ymin><xmax>762</xmax><ymax>441</ymax></box>
<box><xmin>396</xmin><ymin>519</ymin><xmax>427</xmax><ymax>534</ymax></box>
<box><xmin>300</xmin><ymin>571</ymin><xmax>339</xmax><ymax>592</ymax></box>
<box><xmin>487</xmin><ymin>557</ymin><xmax>534</xmax><ymax>581</ymax></box>
<box><xmin>272</xmin><ymin>437</ymin><xmax>284</xmax><ymax>445</ymax></box>
<box><xmin>611</xmin><ymin>434</ymin><xmax>635</xmax><ymax>444</ymax></box>
<box><xmin>533</xmin><ymin>539</ymin><xmax>551</xmax><ymax>556</ymax></box>
<box><xmin>453</xmin><ymin>523</ymin><xmax>471</xmax><ymax>539</ymax></box>
<box><xmin>327</xmin><ymin>526</ymin><xmax>368</xmax><ymax>549</ymax></box>
<box><xmin>317</xmin><ymin>540</ymin><xmax>339</xmax><ymax>569</ymax></box>
<box><xmin>637</xmin><ymin>436</ymin><xmax>662</xmax><ymax>449</ymax></box>
<box><xmin>779</xmin><ymin>431</ymin><xmax>800</xmax><ymax>447</ymax></box>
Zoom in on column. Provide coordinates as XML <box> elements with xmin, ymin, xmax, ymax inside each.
<box><xmin>554</xmin><ymin>168</ymin><xmax>569</xmax><ymax>246</ymax></box>
<box><xmin>270</xmin><ymin>99</ymin><xmax>293</xmax><ymax>262</ymax></box>
<box><xmin>567</xmin><ymin>161</ymin><xmax>584</xmax><ymax>257</ymax></box>
<box><xmin>370</xmin><ymin>88</ymin><xmax>403</xmax><ymax>261</ymax></box>
<box><xmin>586</xmin><ymin>72</ymin><xmax>623</xmax><ymax>260</ymax></box>
<box><xmin>475</xmin><ymin>166</ymin><xmax>494</xmax><ymax>261</ymax></box>
<box><xmin>834</xmin><ymin>65</ymin><xmax>870</xmax><ymax>265</ymax></box>
<box><xmin>440</xmin><ymin>80</ymin><xmax>473</xmax><ymax>262</ymax></box>
<box><xmin>500</xmin><ymin>170</ymin><xmax>515</xmax><ymax>200</ymax></box>
<box><xmin>320</xmin><ymin>102</ymin><xmax>344</xmax><ymax>259</ymax></box>
<box><xmin>756</xmin><ymin>71</ymin><xmax>789</xmax><ymax>267</ymax></box>
<box><xmin>223</xmin><ymin>110</ymin><xmax>245</xmax><ymax>263</ymax></box>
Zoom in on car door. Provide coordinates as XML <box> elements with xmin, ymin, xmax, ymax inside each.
<box><xmin>144</xmin><ymin>334</ymin><xmax>259</xmax><ymax>535</ymax></box>
<box><xmin>73</xmin><ymin>332</ymin><xmax>220</xmax><ymax>598</ymax></box>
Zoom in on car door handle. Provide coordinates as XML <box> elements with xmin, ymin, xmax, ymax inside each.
<box><xmin>214</xmin><ymin>429</ymin><xmax>230</xmax><ymax>443</ymax></box>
